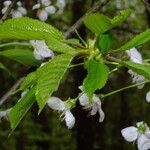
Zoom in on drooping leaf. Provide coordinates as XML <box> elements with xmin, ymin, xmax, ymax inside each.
<box><xmin>0</xmin><ymin>17</ymin><xmax>63</xmax><ymax>40</ymax></box>
<box><xmin>83</xmin><ymin>59</ymin><xmax>109</xmax><ymax>100</ymax></box>
<box><xmin>36</xmin><ymin>54</ymin><xmax>73</xmax><ymax>113</ymax></box>
<box><xmin>8</xmin><ymin>86</ymin><xmax>36</xmax><ymax>131</ymax></box>
<box><xmin>124</xmin><ymin>61</ymin><xmax>150</xmax><ymax>79</ymax></box>
<box><xmin>97</xmin><ymin>34</ymin><xmax>112</xmax><ymax>54</ymax></box>
<box><xmin>83</xmin><ymin>13</ymin><xmax>112</xmax><ymax>34</ymax></box>
<box><xmin>0</xmin><ymin>62</ymin><xmax>10</xmax><ymax>74</ymax></box>
<box><xmin>111</xmin><ymin>9</ymin><xmax>132</xmax><ymax>27</ymax></box>
<box><xmin>113</xmin><ymin>29</ymin><xmax>150</xmax><ymax>53</ymax></box>
<box><xmin>0</xmin><ymin>49</ymin><xmax>40</xmax><ymax>66</ymax></box>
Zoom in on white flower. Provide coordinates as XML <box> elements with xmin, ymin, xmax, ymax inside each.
<box><xmin>146</xmin><ymin>91</ymin><xmax>150</xmax><ymax>103</ymax></box>
<box><xmin>126</xmin><ymin>48</ymin><xmax>146</xmax><ymax>89</ymax></box>
<box><xmin>121</xmin><ymin>121</ymin><xmax>150</xmax><ymax>150</ymax></box>
<box><xmin>2</xmin><ymin>1</ymin><xmax>27</xmax><ymax>18</ymax></box>
<box><xmin>126</xmin><ymin>47</ymin><xmax>143</xmax><ymax>64</ymax></box>
<box><xmin>47</xmin><ymin>97</ymin><xmax>75</xmax><ymax>129</ymax></box>
<box><xmin>32</xmin><ymin>0</ymin><xmax>56</xmax><ymax>21</ymax></box>
<box><xmin>56</xmin><ymin>0</ymin><xmax>66</xmax><ymax>13</ymax></box>
<box><xmin>30</xmin><ymin>40</ymin><xmax>54</xmax><ymax>60</ymax></box>
<box><xmin>78</xmin><ymin>86</ymin><xmax>105</xmax><ymax>122</ymax></box>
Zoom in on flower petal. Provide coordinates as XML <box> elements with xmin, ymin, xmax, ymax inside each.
<box><xmin>146</xmin><ymin>92</ymin><xmax>150</xmax><ymax>103</ymax></box>
<box><xmin>11</xmin><ymin>10</ymin><xmax>23</xmax><ymax>18</ymax></box>
<box><xmin>32</xmin><ymin>4</ymin><xmax>41</xmax><ymax>10</ymax></box>
<box><xmin>18</xmin><ymin>7</ymin><xmax>27</xmax><ymax>15</ymax></box>
<box><xmin>137</xmin><ymin>134</ymin><xmax>150</xmax><ymax>150</ymax></box>
<box><xmin>45</xmin><ymin>6</ymin><xmax>56</xmax><ymax>14</ymax></box>
<box><xmin>121</xmin><ymin>127</ymin><xmax>138</xmax><ymax>142</ymax></box>
<box><xmin>47</xmin><ymin>97</ymin><xmax>66</xmax><ymax>111</ymax></box>
<box><xmin>65</xmin><ymin>110</ymin><xmax>75</xmax><ymax>129</ymax></box>
<box><xmin>79</xmin><ymin>93</ymin><xmax>89</xmax><ymax>106</ymax></box>
<box><xmin>126</xmin><ymin>48</ymin><xmax>143</xmax><ymax>64</ymax></box>
<box><xmin>3</xmin><ymin>0</ymin><xmax>11</xmax><ymax>6</ymax></box>
<box><xmin>38</xmin><ymin>10</ymin><xmax>48</xmax><ymax>21</ymax></box>
<box><xmin>41</xmin><ymin>0</ymin><xmax>51</xmax><ymax>6</ymax></box>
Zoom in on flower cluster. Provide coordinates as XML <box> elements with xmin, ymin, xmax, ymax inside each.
<box><xmin>121</xmin><ymin>121</ymin><xmax>150</xmax><ymax>150</ymax></box>
<box><xmin>46</xmin><ymin>86</ymin><xmax>104</xmax><ymax>128</ymax></box>
<box><xmin>2</xmin><ymin>0</ymin><xmax>27</xmax><ymax>18</ymax></box>
<box><xmin>1</xmin><ymin>0</ymin><xmax>66</xmax><ymax>21</ymax></box>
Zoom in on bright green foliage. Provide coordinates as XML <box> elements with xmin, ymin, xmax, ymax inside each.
<box><xmin>97</xmin><ymin>34</ymin><xmax>112</xmax><ymax>54</ymax></box>
<box><xmin>111</xmin><ymin>9</ymin><xmax>132</xmax><ymax>27</ymax></box>
<box><xmin>36</xmin><ymin>54</ymin><xmax>73</xmax><ymax>113</ymax></box>
<box><xmin>114</xmin><ymin>29</ymin><xmax>150</xmax><ymax>53</ymax></box>
<box><xmin>0</xmin><ymin>18</ymin><xmax>78</xmax><ymax>55</ymax></box>
<box><xmin>0</xmin><ymin>62</ymin><xmax>10</xmax><ymax>74</ymax></box>
<box><xmin>83</xmin><ymin>13</ymin><xmax>112</xmax><ymax>34</ymax></box>
<box><xmin>0</xmin><ymin>49</ymin><xmax>40</xmax><ymax>66</ymax></box>
<box><xmin>0</xmin><ymin>17</ymin><xmax>63</xmax><ymax>40</ymax></box>
<box><xmin>65</xmin><ymin>38</ymin><xmax>80</xmax><ymax>45</ymax></box>
<box><xmin>8</xmin><ymin>86</ymin><xmax>36</xmax><ymax>131</ymax></box>
<box><xmin>83</xmin><ymin>59</ymin><xmax>109</xmax><ymax>100</ymax></box>
<box><xmin>125</xmin><ymin>61</ymin><xmax>150</xmax><ymax>79</ymax></box>
<box><xmin>46</xmin><ymin>37</ymin><xmax>78</xmax><ymax>55</ymax></box>
<box><xmin>18</xmin><ymin>72</ymin><xmax>37</xmax><ymax>92</ymax></box>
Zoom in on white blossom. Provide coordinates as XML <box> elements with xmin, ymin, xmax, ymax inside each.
<box><xmin>146</xmin><ymin>91</ymin><xmax>150</xmax><ymax>103</ymax></box>
<box><xmin>2</xmin><ymin>1</ymin><xmax>27</xmax><ymax>18</ymax></box>
<box><xmin>121</xmin><ymin>121</ymin><xmax>150</xmax><ymax>150</ymax></box>
<box><xmin>30</xmin><ymin>40</ymin><xmax>54</xmax><ymax>60</ymax></box>
<box><xmin>56</xmin><ymin>0</ymin><xmax>66</xmax><ymax>13</ymax></box>
<box><xmin>126</xmin><ymin>48</ymin><xmax>146</xmax><ymax>89</ymax></box>
<box><xmin>32</xmin><ymin>0</ymin><xmax>56</xmax><ymax>21</ymax></box>
<box><xmin>78</xmin><ymin>86</ymin><xmax>105</xmax><ymax>122</ymax></box>
<box><xmin>47</xmin><ymin>97</ymin><xmax>75</xmax><ymax>129</ymax></box>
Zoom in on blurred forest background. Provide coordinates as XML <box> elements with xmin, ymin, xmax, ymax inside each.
<box><xmin>0</xmin><ymin>0</ymin><xmax>150</xmax><ymax>149</ymax></box>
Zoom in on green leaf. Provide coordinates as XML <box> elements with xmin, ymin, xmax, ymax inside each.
<box><xmin>0</xmin><ymin>17</ymin><xmax>63</xmax><ymax>40</ymax></box>
<box><xmin>97</xmin><ymin>34</ymin><xmax>112</xmax><ymax>54</ymax></box>
<box><xmin>0</xmin><ymin>49</ymin><xmax>40</xmax><ymax>66</ymax></box>
<box><xmin>36</xmin><ymin>54</ymin><xmax>73</xmax><ymax>113</ymax></box>
<box><xmin>46</xmin><ymin>37</ymin><xmax>78</xmax><ymax>55</ymax></box>
<box><xmin>8</xmin><ymin>86</ymin><xmax>36</xmax><ymax>131</ymax></box>
<box><xmin>124</xmin><ymin>61</ymin><xmax>150</xmax><ymax>79</ymax></box>
<box><xmin>18</xmin><ymin>72</ymin><xmax>37</xmax><ymax>92</ymax></box>
<box><xmin>65</xmin><ymin>38</ymin><xmax>80</xmax><ymax>45</ymax></box>
<box><xmin>114</xmin><ymin>29</ymin><xmax>150</xmax><ymax>53</ymax></box>
<box><xmin>83</xmin><ymin>13</ymin><xmax>112</xmax><ymax>34</ymax></box>
<box><xmin>111</xmin><ymin>9</ymin><xmax>132</xmax><ymax>27</ymax></box>
<box><xmin>83</xmin><ymin>59</ymin><xmax>109</xmax><ymax>100</ymax></box>
<box><xmin>0</xmin><ymin>62</ymin><xmax>10</xmax><ymax>74</ymax></box>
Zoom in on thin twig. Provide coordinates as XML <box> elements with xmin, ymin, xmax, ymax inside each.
<box><xmin>64</xmin><ymin>0</ymin><xmax>111</xmax><ymax>38</ymax></box>
<box><xmin>0</xmin><ymin>77</ymin><xmax>24</xmax><ymax>106</ymax></box>
<box><xmin>0</xmin><ymin>0</ymin><xmax>16</xmax><ymax>22</ymax></box>
<box><xmin>143</xmin><ymin>0</ymin><xmax>150</xmax><ymax>14</ymax></box>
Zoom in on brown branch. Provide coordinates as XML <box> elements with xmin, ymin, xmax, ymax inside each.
<box><xmin>0</xmin><ymin>77</ymin><xmax>24</xmax><ymax>106</ymax></box>
<box><xmin>143</xmin><ymin>0</ymin><xmax>150</xmax><ymax>14</ymax></box>
<box><xmin>64</xmin><ymin>0</ymin><xmax>112</xmax><ymax>39</ymax></box>
<box><xmin>0</xmin><ymin>0</ymin><xmax>16</xmax><ymax>22</ymax></box>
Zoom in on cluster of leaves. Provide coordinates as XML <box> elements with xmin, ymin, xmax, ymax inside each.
<box><xmin>0</xmin><ymin>8</ymin><xmax>150</xmax><ymax>133</ymax></box>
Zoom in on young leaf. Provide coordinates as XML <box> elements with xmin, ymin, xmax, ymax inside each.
<box><xmin>83</xmin><ymin>13</ymin><xmax>112</xmax><ymax>34</ymax></box>
<box><xmin>0</xmin><ymin>17</ymin><xmax>63</xmax><ymax>40</ymax></box>
<box><xmin>0</xmin><ymin>49</ymin><xmax>40</xmax><ymax>66</ymax></box>
<box><xmin>36</xmin><ymin>54</ymin><xmax>73</xmax><ymax>113</ymax></box>
<box><xmin>97</xmin><ymin>34</ymin><xmax>112</xmax><ymax>54</ymax></box>
<box><xmin>113</xmin><ymin>29</ymin><xmax>150</xmax><ymax>53</ymax></box>
<box><xmin>8</xmin><ymin>86</ymin><xmax>36</xmax><ymax>131</ymax></box>
<box><xmin>83</xmin><ymin>59</ymin><xmax>109</xmax><ymax>100</ymax></box>
<box><xmin>111</xmin><ymin>9</ymin><xmax>132</xmax><ymax>27</ymax></box>
<box><xmin>124</xmin><ymin>61</ymin><xmax>150</xmax><ymax>79</ymax></box>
